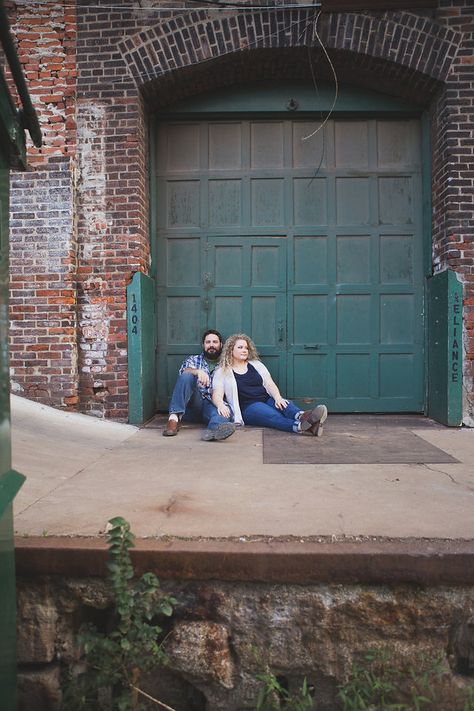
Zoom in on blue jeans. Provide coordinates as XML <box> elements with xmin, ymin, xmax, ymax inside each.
<box><xmin>242</xmin><ymin>397</ymin><xmax>301</xmax><ymax>433</ymax></box>
<box><xmin>169</xmin><ymin>372</ymin><xmax>232</xmax><ymax>430</ymax></box>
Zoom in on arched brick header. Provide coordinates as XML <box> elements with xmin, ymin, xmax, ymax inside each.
<box><xmin>118</xmin><ymin>10</ymin><xmax>461</xmax><ymax>97</ymax></box>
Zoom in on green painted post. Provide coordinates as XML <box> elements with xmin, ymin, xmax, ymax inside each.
<box><xmin>0</xmin><ymin>4</ymin><xmax>42</xmax><ymax>705</ymax></box>
<box><xmin>127</xmin><ymin>272</ymin><xmax>157</xmax><ymax>424</ymax></box>
<box><xmin>0</xmin><ymin>129</ymin><xmax>25</xmax><ymax>711</ymax></box>
<box><xmin>0</xmin><ymin>471</ymin><xmax>26</xmax><ymax>711</ymax></box>
<box><xmin>427</xmin><ymin>270</ymin><xmax>463</xmax><ymax>426</ymax></box>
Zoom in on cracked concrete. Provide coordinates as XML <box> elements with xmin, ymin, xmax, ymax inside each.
<box><xmin>420</xmin><ymin>462</ymin><xmax>474</xmax><ymax>491</ymax></box>
<box><xmin>10</xmin><ymin>395</ymin><xmax>474</xmax><ymax>541</ymax></box>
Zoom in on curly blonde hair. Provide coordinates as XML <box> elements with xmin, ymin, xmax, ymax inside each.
<box><xmin>219</xmin><ymin>333</ymin><xmax>260</xmax><ymax>370</ymax></box>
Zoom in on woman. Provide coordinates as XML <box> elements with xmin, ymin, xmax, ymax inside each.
<box><xmin>212</xmin><ymin>334</ymin><xmax>328</xmax><ymax>436</ymax></box>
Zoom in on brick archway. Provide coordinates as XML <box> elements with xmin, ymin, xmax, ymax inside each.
<box><xmin>118</xmin><ymin>10</ymin><xmax>461</xmax><ymax>104</ymax></box>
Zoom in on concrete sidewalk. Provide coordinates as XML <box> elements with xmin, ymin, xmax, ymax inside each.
<box><xmin>10</xmin><ymin>395</ymin><xmax>474</xmax><ymax>541</ymax></box>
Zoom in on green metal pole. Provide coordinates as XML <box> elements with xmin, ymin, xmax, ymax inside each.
<box><xmin>0</xmin><ymin>0</ymin><xmax>42</xmax><ymax>148</ymax></box>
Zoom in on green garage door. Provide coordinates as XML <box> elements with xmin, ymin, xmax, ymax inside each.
<box><xmin>155</xmin><ymin>118</ymin><xmax>424</xmax><ymax>412</ymax></box>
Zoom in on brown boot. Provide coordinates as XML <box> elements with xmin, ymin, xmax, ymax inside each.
<box><xmin>299</xmin><ymin>405</ymin><xmax>328</xmax><ymax>436</ymax></box>
<box><xmin>163</xmin><ymin>418</ymin><xmax>179</xmax><ymax>437</ymax></box>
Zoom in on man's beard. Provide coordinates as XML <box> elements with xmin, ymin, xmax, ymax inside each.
<box><xmin>204</xmin><ymin>347</ymin><xmax>222</xmax><ymax>361</ymax></box>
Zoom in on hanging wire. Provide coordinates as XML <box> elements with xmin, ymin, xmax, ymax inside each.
<box><xmin>303</xmin><ymin>8</ymin><xmax>328</xmax><ymax>180</ymax></box>
<box><xmin>302</xmin><ymin>8</ymin><xmax>339</xmax><ymax>141</ymax></box>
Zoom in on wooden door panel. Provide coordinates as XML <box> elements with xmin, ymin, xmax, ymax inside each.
<box><xmin>292</xmin><ymin>236</ymin><xmax>328</xmax><ymax>286</ymax></box>
<box><xmin>209</xmin><ymin>122</ymin><xmax>242</xmax><ymax>169</ymax></box>
<box><xmin>213</xmin><ymin>244</ymin><xmax>244</xmax><ymax>286</ymax></box>
<box><xmin>334</xmin><ymin>120</ymin><xmax>369</xmax><ymax>167</ymax></box>
<box><xmin>380</xmin><ymin>235</ymin><xmax>414</xmax><ymax>284</ymax></box>
<box><xmin>336</xmin><ymin>354</ymin><xmax>371</xmax><ymax>398</ymax></box>
<box><xmin>165</xmin><ymin>238</ymin><xmax>201</xmax><ymax>286</ymax></box>
<box><xmin>214</xmin><ymin>296</ymin><xmax>244</xmax><ymax>335</ymax></box>
<box><xmin>337</xmin><ymin>295</ymin><xmax>371</xmax><ymax>345</ymax></box>
<box><xmin>251</xmin><ymin>122</ymin><xmax>284</xmax><ymax>168</ymax></box>
<box><xmin>209</xmin><ymin>180</ymin><xmax>242</xmax><ymax>227</ymax></box>
<box><xmin>165</xmin><ymin>180</ymin><xmax>200</xmax><ymax>228</ymax></box>
<box><xmin>292</xmin><ymin>353</ymin><xmax>329</xmax><ymax>400</ymax></box>
<box><xmin>292</xmin><ymin>295</ymin><xmax>328</xmax><ymax>345</ymax></box>
<box><xmin>379</xmin><ymin>177</ymin><xmax>414</xmax><ymax>224</ymax></box>
<box><xmin>251</xmin><ymin>179</ymin><xmax>285</xmax><ymax>226</ymax></box>
<box><xmin>380</xmin><ymin>294</ymin><xmax>415</xmax><ymax>344</ymax></box>
<box><xmin>250</xmin><ymin>244</ymin><xmax>283</xmax><ymax>288</ymax></box>
<box><xmin>335</xmin><ymin>178</ymin><xmax>370</xmax><ymax>225</ymax></box>
<box><xmin>293</xmin><ymin>178</ymin><xmax>327</xmax><ymax>226</ymax></box>
<box><xmin>336</xmin><ymin>236</ymin><xmax>371</xmax><ymax>284</ymax></box>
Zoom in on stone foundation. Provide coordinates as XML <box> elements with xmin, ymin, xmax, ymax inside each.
<box><xmin>16</xmin><ymin>575</ymin><xmax>474</xmax><ymax>710</ymax></box>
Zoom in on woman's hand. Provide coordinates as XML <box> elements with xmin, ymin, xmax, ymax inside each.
<box><xmin>211</xmin><ymin>382</ymin><xmax>229</xmax><ymax>418</ymax></box>
<box><xmin>217</xmin><ymin>403</ymin><xmax>231</xmax><ymax>418</ymax></box>
<box><xmin>274</xmin><ymin>396</ymin><xmax>289</xmax><ymax>410</ymax></box>
<box><xmin>265</xmin><ymin>377</ymin><xmax>288</xmax><ymax>409</ymax></box>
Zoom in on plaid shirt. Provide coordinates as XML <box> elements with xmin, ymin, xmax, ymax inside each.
<box><xmin>179</xmin><ymin>353</ymin><xmax>218</xmax><ymax>400</ymax></box>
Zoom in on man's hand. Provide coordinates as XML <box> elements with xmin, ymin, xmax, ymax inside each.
<box><xmin>195</xmin><ymin>369</ymin><xmax>210</xmax><ymax>387</ymax></box>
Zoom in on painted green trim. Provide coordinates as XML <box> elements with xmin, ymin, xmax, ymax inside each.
<box><xmin>421</xmin><ymin>111</ymin><xmax>433</xmax><ymax>414</ymax></box>
<box><xmin>421</xmin><ymin>112</ymin><xmax>433</xmax><ymax>279</ymax></box>
<box><xmin>0</xmin><ymin>68</ymin><xmax>27</xmax><ymax>169</ymax></box>
<box><xmin>158</xmin><ymin>81</ymin><xmax>421</xmax><ymax>117</ymax></box>
<box><xmin>149</xmin><ymin>123</ymin><xmax>157</xmax><ymax>281</ymax></box>
<box><xmin>447</xmin><ymin>272</ymin><xmax>463</xmax><ymax>426</ymax></box>
<box><xmin>427</xmin><ymin>270</ymin><xmax>463</xmax><ymax>426</ymax></box>
<box><xmin>0</xmin><ymin>470</ymin><xmax>25</xmax><ymax>521</ymax></box>
<box><xmin>0</xmin><ymin>1</ymin><xmax>42</xmax><ymax>149</ymax></box>
<box><xmin>0</xmin><ymin>502</ymin><xmax>18</xmax><ymax>711</ymax></box>
<box><xmin>0</xmin><ymin>157</ymin><xmax>12</xmax><ymax>476</ymax></box>
<box><xmin>127</xmin><ymin>272</ymin><xmax>157</xmax><ymax>425</ymax></box>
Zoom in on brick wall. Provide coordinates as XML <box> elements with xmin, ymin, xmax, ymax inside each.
<box><xmin>7</xmin><ymin>0</ymin><xmax>78</xmax><ymax>407</ymax></box>
<box><xmin>432</xmin><ymin>1</ymin><xmax>474</xmax><ymax>421</ymax></box>
<box><xmin>7</xmin><ymin>1</ymin><xmax>474</xmax><ymax>422</ymax></box>
<box><xmin>9</xmin><ymin>157</ymin><xmax>77</xmax><ymax>406</ymax></box>
<box><xmin>5</xmin><ymin>0</ymin><xmax>77</xmax><ymax>163</ymax></box>
<box><xmin>73</xmin><ymin>5</ymin><xmax>152</xmax><ymax>418</ymax></box>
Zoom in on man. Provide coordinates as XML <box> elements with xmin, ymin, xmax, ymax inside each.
<box><xmin>163</xmin><ymin>330</ymin><xmax>236</xmax><ymax>441</ymax></box>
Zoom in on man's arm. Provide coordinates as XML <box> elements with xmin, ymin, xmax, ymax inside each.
<box><xmin>182</xmin><ymin>366</ymin><xmax>210</xmax><ymax>387</ymax></box>
<box><xmin>179</xmin><ymin>356</ymin><xmax>210</xmax><ymax>387</ymax></box>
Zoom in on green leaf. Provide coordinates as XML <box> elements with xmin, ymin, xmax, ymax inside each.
<box><xmin>160</xmin><ymin>601</ymin><xmax>174</xmax><ymax>617</ymax></box>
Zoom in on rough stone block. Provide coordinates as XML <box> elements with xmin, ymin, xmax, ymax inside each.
<box><xmin>18</xmin><ymin>665</ymin><xmax>61</xmax><ymax>711</ymax></box>
<box><xmin>17</xmin><ymin>587</ymin><xmax>58</xmax><ymax>664</ymax></box>
<box><xmin>167</xmin><ymin>620</ymin><xmax>235</xmax><ymax>689</ymax></box>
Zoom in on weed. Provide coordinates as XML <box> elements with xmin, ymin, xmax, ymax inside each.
<box><xmin>337</xmin><ymin>648</ymin><xmax>474</xmax><ymax>711</ymax></box>
<box><xmin>255</xmin><ymin>671</ymin><xmax>314</xmax><ymax>710</ymax></box>
<box><xmin>61</xmin><ymin>516</ymin><xmax>176</xmax><ymax>711</ymax></box>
